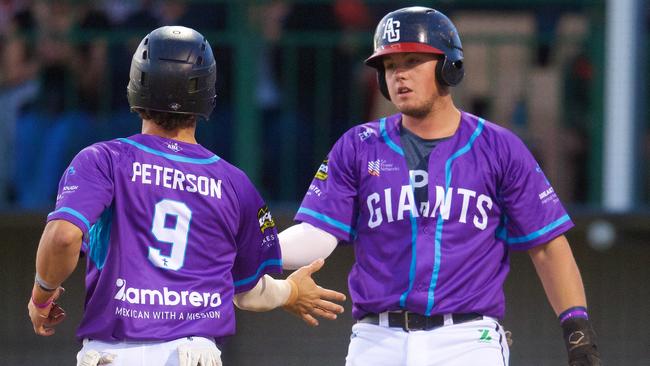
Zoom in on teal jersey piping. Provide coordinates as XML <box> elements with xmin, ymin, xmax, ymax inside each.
<box><xmin>399</xmin><ymin>189</ymin><xmax>418</xmax><ymax>308</ymax></box>
<box><xmin>425</xmin><ymin>117</ymin><xmax>485</xmax><ymax>315</ymax></box>
<box><xmin>297</xmin><ymin>207</ymin><xmax>356</xmax><ymax>237</ymax></box>
<box><xmin>119</xmin><ymin>138</ymin><xmax>220</xmax><ymax>164</ymax></box>
<box><xmin>501</xmin><ymin>214</ymin><xmax>571</xmax><ymax>245</ymax></box>
<box><xmin>379</xmin><ymin>118</ymin><xmax>405</xmax><ymax>156</ymax></box>
<box><xmin>378</xmin><ymin>117</ymin><xmax>419</xmax><ymax>308</ymax></box>
<box><xmin>48</xmin><ymin>207</ymin><xmax>90</xmax><ymax>232</ymax></box>
<box><xmin>234</xmin><ymin>258</ymin><xmax>283</xmax><ymax>288</ymax></box>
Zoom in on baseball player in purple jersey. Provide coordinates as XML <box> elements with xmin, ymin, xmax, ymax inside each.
<box><xmin>27</xmin><ymin>26</ymin><xmax>345</xmax><ymax>366</ymax></box>
<box><xmin>279</xmin><ymin>7</ymin><xmax>600</xmax><ymax>366</ymax></box>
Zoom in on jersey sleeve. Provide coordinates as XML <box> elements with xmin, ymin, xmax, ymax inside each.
<box><xmin>231</xmin><ymin>172</ymin><xmax>282</xmax><ymax>294</ymax></box>
<box><xmin>295</xmin><ymin>130</ymin><xmax>359</xmax><ymax>242</ymax></box>
<box><xmin>497</xmin><ymin>136</ymin><xmax>574</xmax><ymax>251</ymax></box>
<box><xmin>46</xmin><ymin>144</ymin><xmax>114</xmax><ymax>250</ymax></box>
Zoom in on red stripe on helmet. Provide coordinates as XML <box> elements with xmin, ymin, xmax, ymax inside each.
<box><xmin>365</xmin><ymin>42</ymin><xmax>445</xmax><ymax>66</ymax></box>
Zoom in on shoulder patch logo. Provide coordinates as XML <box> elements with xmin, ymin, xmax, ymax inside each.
<box><xmin>535</xmin><ymin>164</ymin><xmax>551</xmax><ymax>185</ymax></box>
<box><xmin>358</xmin><ymin>127</ymin><xmax>377</xmax><ymax>142</ymax></box>
<box><xmin>315</xmin><ymin>159</ymin><xmax>329</xmax><ymax>181</ymax></box>
<box><xmin>257</xmin><ymin>205</ymin><xmax>276</xmax><ymax>233</ymax></box>
<box><xmin>63</xmin><ymin>166</ymin><xmax>76</xmax><ymax>185</ymax></box>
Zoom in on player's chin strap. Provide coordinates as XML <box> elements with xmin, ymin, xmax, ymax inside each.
<box><xmin>77</xmin><ymin>350</ymin><xmax>116</xmax><ymax>366</ymax></box>
<box><xmin>178</xmin><ymin>345</ymin><xmax>222</xmax><ymax>366</ymax></box>
<box><xmin>559</xmin><ymin>307</ymin><xmax>602</xmax><ymax>366</ymax></box>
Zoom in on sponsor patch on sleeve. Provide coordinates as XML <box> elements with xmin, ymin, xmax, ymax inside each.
<box><xmin>257</xmin><ymin>205</ymin><xmax>276</xmax><ymax>233</ymax></box>
<box><xmin>315</xmin><ymin>159</ymin><xmax>328</xmax><ymax>181</ymax></box>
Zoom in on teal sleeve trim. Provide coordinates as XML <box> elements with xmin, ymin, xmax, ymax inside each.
<box><xmin>506</xmin><ymin>214</ymin><xmax>571</xmax><ymax>245</ymax></box>
<box><xmin>234</xmin><ymin>258</ymin><xmax>283</xmax><ymax>287</ymax></box>
<box><xmin>297</xmin><ymin>207</ymin><xmax>356</xmax><ymax>237</ymax></box>
<box><xmin>48</xmin><ymin>207</ymin><xmax>90</xmax><ymax>232</ymax></box>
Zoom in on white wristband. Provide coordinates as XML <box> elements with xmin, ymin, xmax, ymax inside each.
<box><xmin>35</xmin><ymin>272</ymin><xmax>57</xmax><ymax>292</ymax></box>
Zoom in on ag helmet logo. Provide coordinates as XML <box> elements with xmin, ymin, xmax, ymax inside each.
<box><xmin>382</xmin><ymin>17</ymin><xmax>400</xmax><ymax>42</ymax></box>
<box><xmin>257</xmin><ymin>205</ymin><xmax>276</xmax><ymax>233</ymax></box>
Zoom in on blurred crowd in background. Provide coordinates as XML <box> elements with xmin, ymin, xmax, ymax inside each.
<box><xmin>0</xmin><ymin>0</ymin><xmax>646</xmax><ymax>211</ymax></box>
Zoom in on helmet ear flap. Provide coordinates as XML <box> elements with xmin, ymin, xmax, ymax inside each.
<box><xmin>437</xmin><ymin>57</ymin><xmax>464</xmax><ymax>87</ymax></box>
<box><xmin>377</xmin><ymin>68</ymin><xmax>390</xmax><ymax>100</ymax></box>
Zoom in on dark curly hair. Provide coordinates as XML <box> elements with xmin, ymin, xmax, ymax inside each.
<box><xmin>135</xmin><ymin>109</ymin><xmax>196</xmax><ymax>131</ymax></box>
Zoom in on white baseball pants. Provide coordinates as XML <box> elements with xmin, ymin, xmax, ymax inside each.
<box><xmin>345</xmin><ymin>316</ymin><xmax>509</xmax><ymax>366</ymax></box>
<box><xmin>76</xmin><ymin>336</ymin><xmax>221</xmax><ymax>366</ymax></box>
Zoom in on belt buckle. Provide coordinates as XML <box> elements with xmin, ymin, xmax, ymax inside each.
<box><xmin>403</xmin><ymin>311</ymin><xmax>411</xmax><ymax>332</ymax></box>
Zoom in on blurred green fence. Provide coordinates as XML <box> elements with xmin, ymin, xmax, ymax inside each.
<box><xmin>12</xmin><ymin>0</ymin><xmax>650</xmax><ymax>209</ymax></box>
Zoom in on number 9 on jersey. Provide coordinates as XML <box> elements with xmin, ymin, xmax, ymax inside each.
<box><xmin>149</xmin><ymin>199</ymin><xmax>192</xmax><ymax>271</ymax></box>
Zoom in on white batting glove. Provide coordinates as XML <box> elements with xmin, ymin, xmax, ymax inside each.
<box><xmin>178</xmin><ymin>345</ymin><xmax>222</xmax><ymax>366</ymax></box>
<box><xmin>77</xmin><ymin>350</ymin><xmax>116</xmax><ymax>366</ymax></box>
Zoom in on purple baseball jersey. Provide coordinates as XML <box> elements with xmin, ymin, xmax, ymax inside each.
<box><xmin>47</xmin><ymin>134</ymin><xmax>281</xmax><ymax>342</ymax></box>
<box><xmin>296</xmin><ymin>112</ymin><xmax>573</xmax><ymax>320</ymax></box>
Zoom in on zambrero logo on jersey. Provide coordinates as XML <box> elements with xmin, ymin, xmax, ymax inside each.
<box><xmin>315</xmin><ymin>159</ymin><xmax>328</xmax><ymax>180</ymax></box>
<box><xmin>113</xmin><ymin>278</ymin><xmax>222</xmax><ymax>308</ymax></box>
<box><xmin>258</xmin><ymin>205</ymin><xmax>276</xmax><ymax>233</ymax></box>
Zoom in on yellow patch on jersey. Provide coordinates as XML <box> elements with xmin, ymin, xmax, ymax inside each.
<box><xmin>315</xmin><ymin>159</ymin><xmax>329</xmax><ymax>181</ymax></box>
<box><xmin>257</xmin><ymin>205</ymin><xmax>276</xmax><ymax>233</ymax></box>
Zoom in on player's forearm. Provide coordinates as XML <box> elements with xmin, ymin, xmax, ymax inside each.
<box><xmin>528</xmin><ymin>235</ymin><xmax>587</xmax><ymax>315</ymax></box>
<box><xmin>233</xmin><ymin>275</ymin><xmax>296</xmax><ymax>312</ymax></box>
<box><xmin>278</xmin><ymin>223</ymin><xmax>338</xmax><ymax>270</ymax></box>
<box><xmin>35</xmin><ymin>220</ymin><xmax>83</xmax><ymax>292</ymax></box>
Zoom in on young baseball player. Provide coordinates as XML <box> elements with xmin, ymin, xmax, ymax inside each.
<box><xmin>27</xmin><ymin>26</ymin><xmax>345</xmax><ymax>366</ymax></box>
<box><xmin>279</xmin><ymin>7</ymin><xmax>601</xmax><ymax>366</ymax></box>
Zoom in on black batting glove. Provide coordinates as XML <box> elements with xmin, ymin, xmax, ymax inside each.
<box><xmin>561</xmin><ymin>317</ymin><xmax>602</xmax><ymax>366</ymax></box>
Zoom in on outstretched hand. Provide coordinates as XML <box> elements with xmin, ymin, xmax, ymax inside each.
<box><xmin>28</xmin><ymin>286</ymin><xmax>67</xmax><ymax>336</ymax></box>
<box><xmin>283</xmin><ymin>258</ymin><xmax>346</xmax><ymax>326</ymax></box>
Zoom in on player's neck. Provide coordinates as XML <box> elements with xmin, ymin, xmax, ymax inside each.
<box><xmin>141</xmin><ymin>120</ymin><xmax>198</xmax><ymax>144</ymax></box>
<box><xmin>401</xmin><ymin>98</ymin><xmax>461</xmax><ymax>139</ymax></box>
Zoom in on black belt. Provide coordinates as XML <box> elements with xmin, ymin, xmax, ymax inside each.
<box><xmin>359</xmin><ymin>311</ymin><xmax>483</xmax><ymax>332</ymax></box>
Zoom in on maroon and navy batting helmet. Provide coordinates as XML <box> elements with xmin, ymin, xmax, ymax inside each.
<box><xmin>366</xmin><ymin>7</ymin><xmax>464</xmax><ymax>99</ymax></box>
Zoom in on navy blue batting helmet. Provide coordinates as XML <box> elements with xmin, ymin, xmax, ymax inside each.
<box><xmin>127</xmin><ymin>26</ymin><xmax>217</xmax><ymax>120</ymax></box>
<box><xmin>365</xmin><ymin>7</ymin><xmax>464</xmax><ymax>99</ymax></box>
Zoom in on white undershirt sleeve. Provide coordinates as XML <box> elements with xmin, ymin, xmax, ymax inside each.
<box><xmin>233</xmin><ymin>223</ymin><xmax>338</xmax><ymax>311</ymax></box>
<box><xmin>233</xmin><ymin>275</ymin><xmax>293</xmax><ymax>311</ymax></box>
<box><xmin>279</xmin><ymin>222</ymin><xmax>338</xmax><ymax>270</ymax></box>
